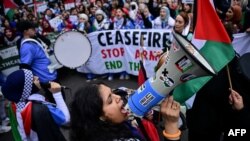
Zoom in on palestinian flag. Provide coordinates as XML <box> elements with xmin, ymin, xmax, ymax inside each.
<box><xmin>3</xmin><ymin>0</ymin><xmax>18</xmax><ymax>20</ymax></box>
<box><xmin>8</xmin><ymin>103</ymin><xmax>22</xmax><ymax>141</ymax></box>
<box><xmin>8</xmin><ymin>102</ymin><xmax>33</xmax><ymax>141</ymax></box>
<box><xmin>3</xmin><ymin>0</ymin><xmax>18</xmax><ymax>10</ymax></box>
<box><xmin>138</xmin><ymin>60</ymin><xmax>147</xmax><ymax>86</ymax></box>
<box><xmin>173</xmin><ymin>0</ymin><xmax>235</xmax><ymax>104</ymax></box>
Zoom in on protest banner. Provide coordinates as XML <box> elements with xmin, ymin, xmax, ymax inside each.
<box><xmin>0</xmin><ymin>46</ymin><xmax>20</xmax><ymax>76</ymax></box>
<box><xmin>64</xmin><ymin>0</ymin><xmax>75</xmax><ymax>10</ymax></box>
<box><xmin>36</xmin><ymin>2</ymin><xmax>48</xmax><ymax>13</ymax></box>
<box><xmin>22</xmin><ymin>0</ymin><xmax>33</xmax><ymax>5</ymax></box>
<box><xmin>77</xmin><ymin>29</ymin><xmax>172</xmax><ymax>77</ymax></box>
<box><xmin>49</xmin><ymin>16</ymin><xmax>62</xmax><ymax>29</ymax></box>
<box><xmin>182</xmin><ymin>0</ymin><xmax>194</xmax><ymax>4</ymax></box>
<box><xmin>232</xmin><ymin>33</ymin><xmax>250</xmax><ymax>56</ymax></box>
<box><xmin>69</xmin><ymin>15</ymin><xmax>78</xmax><ymax>24</ymax></box>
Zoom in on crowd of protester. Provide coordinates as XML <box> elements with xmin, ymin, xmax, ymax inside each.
<box><xmin>0</xmin><ymin>0</ymin><xmax>250</xmax><ymax>140</ymax></box>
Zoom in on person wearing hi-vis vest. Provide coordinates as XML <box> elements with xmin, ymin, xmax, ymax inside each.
<box><xmin>17</xmin><ymin>20</ymin><xmax>59</xmax><ymax>103</ymax></box>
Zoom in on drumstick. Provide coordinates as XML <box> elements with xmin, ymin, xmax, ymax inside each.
<box><xmin>226</xmin><ymin>65</ymin><xmax>233</xmax><ymax>90</ymax></box>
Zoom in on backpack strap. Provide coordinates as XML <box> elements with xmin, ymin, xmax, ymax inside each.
<box><xmin>21</xmin><ymin>38</ymin><xmax>49</xmax><ymax>58</ymax></box>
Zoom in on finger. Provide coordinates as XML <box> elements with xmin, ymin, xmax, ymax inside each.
<box><xmin>171</xmin><ymin>101</ymin><xmax>177</xmax><ymax>109</ymax></box>
<box><xmin>232</xmin><ymin>92</ymin><xmax>238</xmax><ymax>101</ymax></box>
<box><xmin>161</xmin><ymin>98</ymin><xmax>168</xmax><ymax>107</ymax></box>
<box><xmin>160</xmin><ymin>98</ymin><xmax>168</xmax><ymax>113</ymax></box>
<box><xmin>231</xmin><ymin>91</ymin><xmax>241</xmax><ymax>102</ymax></box>
<box><xmin>172</xmin><ymin>101</ymin><xmax>180</xmax><ymax>111</ymax></box>
<box><xmin>176</xmin><ymin>102</ymin><xmax>180</xmax><ymax>109</ymax></box>
<box><xmin>175</xmin><ymin>101</ymin><xmax>180</xmax><ymax>108</ymax></box>
<box><xmin>230</xmin><ymin>89</ymin><xmax>239</xmax><ymax>96</ymax></box>
<box><xmin>233</xmin><ymin>91</ymin><xmax>242</xmax><ymax>100</ymax></box>
<box><xmin>167</xmin><ymin>96</ymin><xmax>174</xmax><ymax>109</ymax></box>
<box><xmin>229</xmin><ymin>94</ymin><xmax>233</xmax><ymax>104</ymax></box>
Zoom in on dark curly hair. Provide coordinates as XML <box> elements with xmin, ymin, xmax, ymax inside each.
<box><xmin>70</xmin><ymin>82</ymin><xmax>139</xmax><ymax>141</ymax></box>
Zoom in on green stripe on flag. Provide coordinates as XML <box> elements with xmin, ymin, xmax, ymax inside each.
<box><xmin>173</xmin><ymin>76</ymin><xmax>211</xmax><ymax>104</ymax></box>
<box><xmin>6</xmin><ymin>9</ymin><xmax>15</xmax><ymax>21</ymax></box>
<box><xmin>200</xmin><ymin>41</ymin><xmax>235</xmax><ymax>72</ymax></box>
<box><xmin>8</xmin><ymin>104</ymin><xmax>22</xmax><ymax>141</ymax></box>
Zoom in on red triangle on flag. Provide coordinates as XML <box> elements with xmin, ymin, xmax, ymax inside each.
<box><xmin>21</xmin><ymin>102</ymin><xmax>32</xmax><ymax>135</ymax></box>
<box><xmin>138</xmin><ymin>60</ymin><xmax>147</xmax><ymax>86</ymax></box>
<box><xmin>3</xmin><ymin>0</ymin><xmax>18</xmax><ymax>9</ymax></box>
<box><xmin>195</xmin><ymin>0</ymin><xmax>231</xmax><ymax>44</ymax></box>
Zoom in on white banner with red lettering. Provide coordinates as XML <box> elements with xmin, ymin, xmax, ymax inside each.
<box><xmin>77</xmin><ymin>29</ymin><xmax>172</xmax><ymax>77</ymax></box>
<box><xmin>64</xmin><ymin>0</ymin><xmax>75</xmax><ymax>10</ymax></box>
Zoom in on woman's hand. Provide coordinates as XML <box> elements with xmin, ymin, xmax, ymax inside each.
<box><xmin>229</xmin><ymin>89</ymin><xmax>244</xmax><ymax>110</ymax></box>
<box><xmin>145</xmin><ymin>110</ymin><xmax>154</xmax><ymax>121</ymax></box>
<box><xmin>246</xmin><ymin>28</ymin><xmax>250</xmax><ymax>33</ymax></box>
<box><xmin>160</xmin><ymin>96</ymin><xmax>180</xmax><ymax>134</ymax></box>
<box><xmin>49</xmin><ymin>82</ymin><xmax>61</xmax><ymax>94</ymax></box>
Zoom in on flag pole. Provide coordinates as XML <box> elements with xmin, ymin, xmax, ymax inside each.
<box><xmin>33</xmin><ymin>0</ymin><xmax>37</xmax><ymax>18</ymax></box>
<box><xmin>226</xmin><ymin>65</ymin><xmax>233</xmax><ymax>90</ymax></box>
<box><xmin>140</xmin><ymin>35</ymin><xmax>144</xmax><ymax>61</ymax></box>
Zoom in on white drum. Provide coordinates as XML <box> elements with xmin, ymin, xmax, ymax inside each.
<box><xmin>53</xmin><ymin>30</ymin><xmax>92</xmax><ymax>68</ymax></box>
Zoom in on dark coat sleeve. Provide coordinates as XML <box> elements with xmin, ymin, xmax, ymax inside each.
<box><xmin>243</xmin><ymin>9</ymin><xmax>250</xmax><ymax>31</ymax></box>
<box><xmin>32</xmin><ymin>102</ymin><xmax>66</xmax><ymax>141</ymax></box>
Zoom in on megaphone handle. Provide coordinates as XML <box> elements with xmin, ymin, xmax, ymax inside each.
<box><xmin>226</xmin><ymin>65</ymin><xmax>233</xmax><ymax>90</ymax></box>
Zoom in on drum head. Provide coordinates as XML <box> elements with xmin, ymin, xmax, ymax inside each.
<box><xmin>54</xmin><ymin>31</ymin><xmax>92</xmax><ymax>68</ymax></box>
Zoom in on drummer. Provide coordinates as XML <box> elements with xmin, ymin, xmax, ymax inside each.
<box><xmin>17</xmin><ymin>20</ymin><xmax>60</xmax><ymax>103</ymax></box>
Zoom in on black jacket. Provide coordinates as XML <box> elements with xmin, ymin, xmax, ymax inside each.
<box><xmin>187</xmin><ymin>57</ymin><xmax>250</xmax><ymax>141</ymax></box>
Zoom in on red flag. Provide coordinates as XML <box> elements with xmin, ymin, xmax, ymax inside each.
<box><xmin>21</xmin><ymin>102</ymin><xmax>32</xmax><ymax>135</ymax></box>
<box><xmin>141</xmin><ymin>119</ymin><xmax>160</xmax><ymax>141</ymax></box>
<box><xmin>64</xmin><ymin>0</ymin><xmax>75</xmax><ymax>4</ymax></box>
<box><xmin>3</xmin><ymin>0</ymin><xmax>18</xmax><ymax>9</ymax></box>
<box><xmin>138</xmin><ymin>60</ymin><xmax>147</xmax><ymax>86</ymax></box>
<box><xmin>195</xmin><ymin>0</ymin><xmax>231</xmax><ymax>43</ymax></box>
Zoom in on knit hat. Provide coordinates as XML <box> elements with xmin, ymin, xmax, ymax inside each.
<box><xmin>78</xmin><ymin>13</ymin><xmax>89</xmax><ymax>22</ymax></box>
<box><xmin>95</xmin><ymin>9</ymin><xmax>107</xmax><ymax>19</ymax></box>
<box><xmin>2</xmin><ymin>69</ymin><xmax>33</xmax><ymax>111</ymax></box>
<box><xmin>95</xmin><ymin>9</ymin><xmax>105</xmax><ymax>16</ymax></box>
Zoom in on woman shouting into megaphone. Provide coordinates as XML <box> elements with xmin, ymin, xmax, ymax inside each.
<box><xmin>70</xmin><ymin>82</ymin><xmax>182</xmax><ymax>141</ymax></box>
